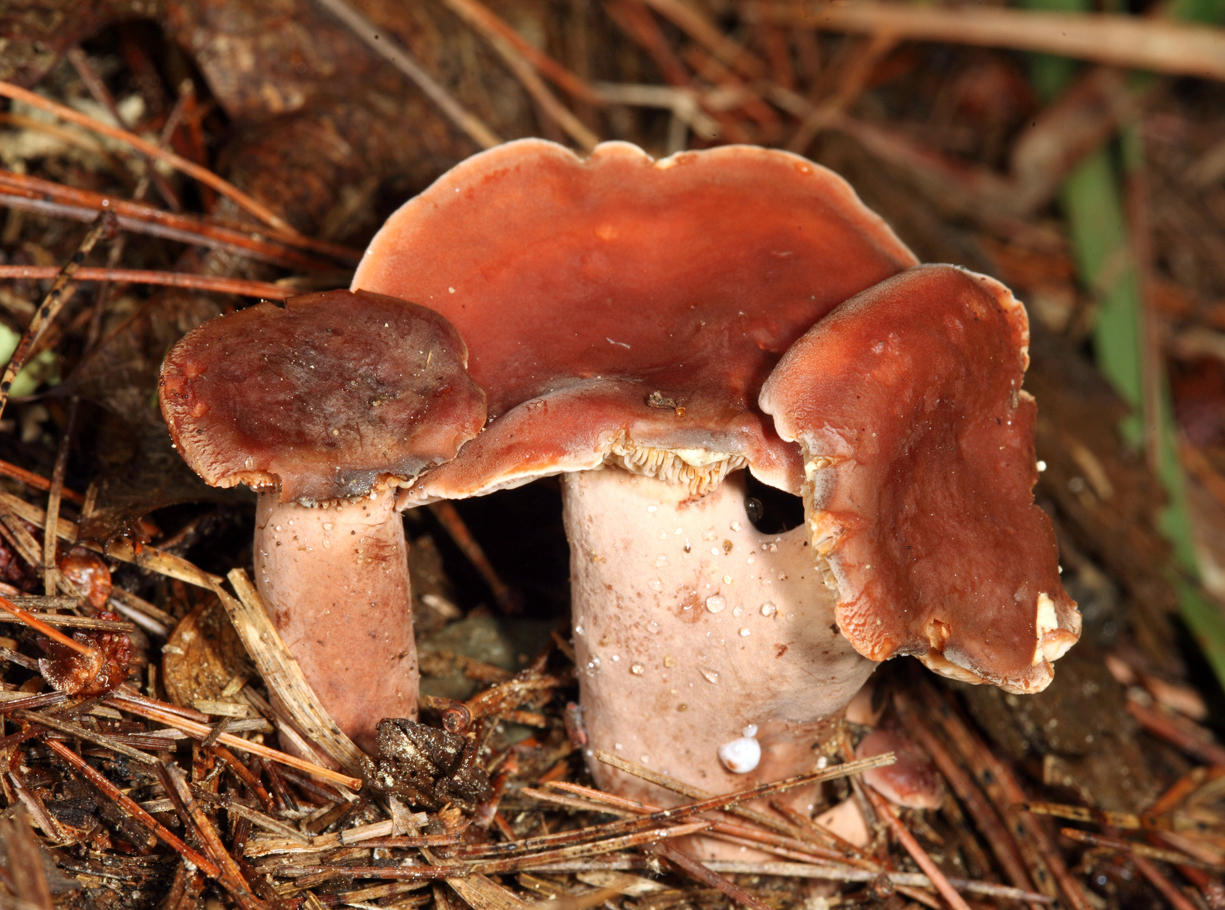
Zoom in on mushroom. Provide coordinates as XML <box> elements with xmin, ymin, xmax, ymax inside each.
<box><xmin>349</xmin><ymin>140</ymin><xmax>1078</xmax><ymax>831</ymax></box>
<box><xmin>759</xmin><ymin>264</ymin><xmax>1080</xmax><ymax>692</ymax></box>
<box><xmin>160</xmin><ymin>289</ymin><xmax>486</xmax><ymax>750</ymax></box>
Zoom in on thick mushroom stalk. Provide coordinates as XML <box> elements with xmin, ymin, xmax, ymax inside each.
<box><xmin>565</xmin><ymin>468</ymin><xmax>875</xmax><ymax>811</ymax></box>
<box><xmin>160</xmin><ymin>290</ymin><xmax>485</xmax><ymax>750</ymax></box>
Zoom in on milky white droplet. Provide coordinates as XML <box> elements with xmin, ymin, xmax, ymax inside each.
<box><xmin>718</xmin><ymin>735</ymin><xmax>761</xmax><ymax>773</ymax></box>
<box><xmin>705</xmin><ymin>595</ymin><xmax>726</xmax><ymax>614</ymax></box>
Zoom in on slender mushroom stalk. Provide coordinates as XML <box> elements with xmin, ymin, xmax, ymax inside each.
<box><xmin>160</xmin><ymin>290</ymin><xmax>485</xmax><ymax>750</ymax></box>
<box><xmin>253</xmin><ymin>490</ymin><xmax>414</xmax><ymax>747</ymax></box>
<box><xmin>350</xmin><ymin>140</ymin><xmax>1079</xmax><ymax>848</ymax></box>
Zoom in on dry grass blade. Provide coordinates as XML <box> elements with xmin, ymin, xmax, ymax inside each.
<box><xmin>0</xmin><ymin>489</ymin><xmax>227</xmax><ymax>593</ymax></box>
<box><xmin>440</xmin><ymin>0</ymin><xmax>602</xmax><ymax>104</ymax></box>
<box><xmin>1021</xmin><ymin>799</ymin><xmax>1193</xmax><ymax>833</ymax></box>
<box><xmin>1059</xmin><ymin>828</ymin><xmax>1225</xmax><ymax>870</ymax></box>
<box><xmin>444</xmin><ymin>873</ymin><xmax>531</xmax><ymax>909</ymax></box>
<box><xmin>893</xmin><ymin>690</ymin><xmax>1041</xmax><ymax>898</ymax></box>
<box><xmin>1132</xmin><ymin>854</ymin><xmax>1203</xmax><ymax>910</ymax></box>
<box><xmin>914</xmin><ymin>683</ymin><xmax>1093</xmax><ymax>910</ymax></box>
<box><xmin>747</xmin><ymin>2</ymin><xmax>1225</xmax><ymax>80</ymax></box>
<box><xmin>521</xmin><ymin>855</ymin><xmax>1057</xmax><ymax>903</ymax></box>
<box><xmin>532</xmin><ymin>780</ymin><xmax>883</xmax><ymax>870</ymax></box>
<box><xmin>0</xmin><ymin>460</ymin><xmax>83</xmax><ymax>504</ymax></box>
<box><xmin>283</xmin><ymin>821</ymin><xmax>711</xmax><ymax>882</ymax></box>
<box><xmin>12</xmin><ymin>709</ymin><xmax>160</xmax><ymax>766</ymax></box>
<box><xmin>106</xmin><ymin>692</ymin><xmax>362</xmax><ymax>790</ymax></box>
<box><xmin>592</xmin><ymin>83</ymin><xmax>721</xmax><ymax>142</ymax></box>
<box><xmin>1127</xmin><ymin>694</ymin><xmax>1225</xmax><ymax>766</ymax></box>
<box><xmin>193</xmin><ymin>790</ymin><xmax>305</xmax><ymax>842</ymax></box>
<box><xmin>0</xmin><ymin>606</ymin><xmax>133</xmax><ymax>632</ymax></box>
<box><xmin>641</xmin><ymin>0</ymin><xmax>766</xmax><ymax>79</ymax></box>
<box><xmin>459</xmin><ymin>753</ymin><xmax>892</xmax><ymax>871</ymax></box>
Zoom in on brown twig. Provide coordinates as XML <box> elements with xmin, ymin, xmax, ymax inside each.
<box><xmin>651</xmin><ymin>841</ymin><xmax>770</xmax><ymax>910</ymax></box>
<box><xmin>313</xmin><ymin>0</ymin><xmax>501</xmax><ymax>149</ymax></box>
<box><xmin>441</xmin><ymin>0</ymin><xmax>602</xmax><ymax>149</ymax></box>
<box><xmin>863</xmin><ymin>784</ymin><xmax>973</xmax><ymax>910</ymax></box>
<box><xmin>0</xmin><ymin>594</ymin><xmax>97</xmax><ymax>659</ymax></box>
<box><xmin>893</xmin><ymin>689</ymin><xmax>1042</xmax><ymax>903</ymax></box>
<box><xmin>0</xmin><ymin>266</ymin><xmax>290</xmax><ymax>299</ymax></box>
<box><xmin>0</xmin><ymin>212</ymin><xmax>112</xmax><ymax>424</ymax></box>
<box><xmin>0</xmin><ymin>169</ymin><xmax>356</xmax><ymax>268</ymax></box>
<box><xmin>0</xmin><ymin>459</ymin><xmax>84</xmax><ymax>504</ymax></box>
<box><xmin>746</xmin><ymin>2</ymin><xmax>1225</xmax><ymax>81</ymax></box>
<box><xmin>0</xmin><ymin>80</ymin><xmax>294</xmax><ymax>232</ymax></box>
<box><xmin>440</xmin><ymin>0</ymin><xmax>603</xmax><ymax>104</ymax></box>
<box><xmin>45</xmin><ymin>738</ymin><xmax>223</xmax><ymax>877</ymax></box>
<box><xmin>160</xmin><ymin>763</ymin><xmax>271</xmax><ymax>910</ymax></box>
<box><xmin>1059</xmin><ymin>828</ymin><xmax>1223</xmax><ymax>871</ymax></box>
<box><xmin>1127</xmin><ymin>696</ymin><xmax>1225</xmax><ymax>766</ymax></box>
<box><xmin>427</xmin><ymin>500</ymin><xmax>521</xmax><ymax>615</ymax></box>
<box><xmin>920</xmin><ymin>684</ymin><xmax>1094</xmax><ymax>910</ymax></box>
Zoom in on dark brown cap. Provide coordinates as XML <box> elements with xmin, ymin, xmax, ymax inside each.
<box><xmin>160</xmin><ymin>289</ymin><xmax>486</xmax><ymax>503</ymax></box>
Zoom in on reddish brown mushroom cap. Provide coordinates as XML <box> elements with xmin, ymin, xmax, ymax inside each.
<box><xmin>160</xmin><ymin>289</ymin><xmax>486</xmax><ymax>502</ymax></box>
<box><xmin>352</xmin><ymin>139</ymin><xmax>916</xmax><ymax>496</ymax></box>
<box><xmin>760</xmin><ymin>264</ymin><xmax>1080</xmax><ymax>693</ymax></box>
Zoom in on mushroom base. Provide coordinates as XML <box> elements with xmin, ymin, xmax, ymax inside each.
<box><xmin>255</xmin><ymin>491</ymin><xmax>417</xmax><ymax>753</ymax></box>
<box><xmin>563</xmin><ymin>469</ymin><xmax>876</xmax><ymax>859</ymax></box>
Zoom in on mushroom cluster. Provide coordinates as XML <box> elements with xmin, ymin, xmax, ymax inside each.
<box><xmin>350</xmin><ymin>141</ymin><xmax>1079</xmax><ymax>805</ymax></box>
<box><xmin>161</xmin><ymin>140</ymin><xmax>1079</xmax><ymax>827</ymax></box>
